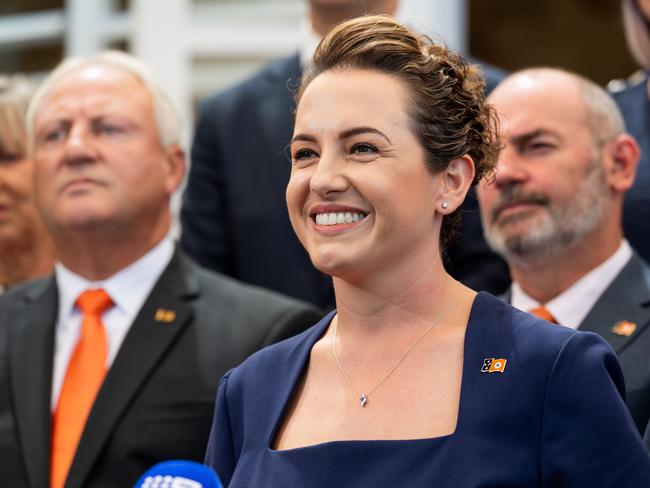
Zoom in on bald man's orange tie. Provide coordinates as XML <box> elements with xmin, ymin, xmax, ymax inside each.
<box><xmin>528</xmin><ymin>306</ymin><xmax>558</xmax><ymax>324</ymax></box>
<box><xmin>51</xmin><ymin>289</ymin><xmax>112</xmax><ymax>488</ymax></box>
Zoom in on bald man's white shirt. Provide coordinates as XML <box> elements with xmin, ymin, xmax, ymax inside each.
<box><xmin>511</xmin><ymin>240</ymin><xmax>632</xmax><ymax>328</ymax></box>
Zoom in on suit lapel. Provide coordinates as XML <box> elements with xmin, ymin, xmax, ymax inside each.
<box><xmin>9</xmin><ymin>278</ymin><xmax>57</xmax><ymax>488</ymax></box>
<box><xmin>65</xmin><ymin>251</ymin><xmax>199</xmax><ymax>488</ymax></box>
<box><xmin>579</xmin><ymin>253</ymin><xmax>650</xmax><ymax>354</ymax></box>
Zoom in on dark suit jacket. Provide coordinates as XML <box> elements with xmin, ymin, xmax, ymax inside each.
<box><xmin>0</xmin><ymin>250</ymin><xmax>322</xmax><ymax>488</ymax></box>
<box><xmin>180</xmin><ymin>53</ymin><xmax>510</xmax><ymax>311</ymax></box>
<box><xmin>502</xmin><ymin>252</ymin><xmax>650</xmax><ymax>434</ymax></box>
<box><xmin>206</xmin><ymin>293</ymin><xmax>650</xmax><ymax>487</ymax></box>
<box><xmin>610</xmin><ymin>74</ymin><xmax>650</xmax><ymax>262</ymax></box>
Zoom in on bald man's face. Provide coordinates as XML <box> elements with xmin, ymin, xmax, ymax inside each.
<box><xmin>476</xmin><ymin>73</ymin><xmax>611</xmax><ymax>262</ymax></box>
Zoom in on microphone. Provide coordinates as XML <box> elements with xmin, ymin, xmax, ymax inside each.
<box><xmin>134</xmin><ymin>460</ymin><xmax>224</xmax><ymax>488</ymax></box>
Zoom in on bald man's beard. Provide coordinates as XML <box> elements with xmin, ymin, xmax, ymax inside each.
<box><xmin>483</xmin><ymin>156</ymin><xmax>610</xmax><ymax>268</ymax></box>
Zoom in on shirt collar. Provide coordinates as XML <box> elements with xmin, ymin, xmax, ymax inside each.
<box><xmin>512</xmin><ymin>240</ymin><xmax>632</xmax><ymax>329</ymax></box>
<box><xmin>55</xmin><ymin>235</ymin><xmax>175</xmax><ymax>325</ymax></box>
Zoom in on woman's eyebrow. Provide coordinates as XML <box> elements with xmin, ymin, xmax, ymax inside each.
<box><xmin>339</xmin><ymin>126</ymin><xmax>391</xmax><ymax>144</ymax></box>
<box><xmin>291</xmin><ymin>133</ymin><xmax>317</xmax><ymax>144</ymax></box>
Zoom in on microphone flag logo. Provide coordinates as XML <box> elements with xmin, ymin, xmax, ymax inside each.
<box><xmin>134</xmin><ymin>460</ymin><xmax>223</xmax><ymax>488</ymax></box>
<box><xmin>141</xmin><ymin>475</ymin><xmax>201</xmax><ymax>488</ymax></box>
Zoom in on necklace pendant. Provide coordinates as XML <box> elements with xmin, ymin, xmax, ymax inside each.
<box><xmin>359</xmin><ymin>394</ymin><xmax>368</xmax><ymax>408</ymax></box>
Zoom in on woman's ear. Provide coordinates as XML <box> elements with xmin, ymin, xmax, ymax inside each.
<box><xmin>438</xmin><ymin>155</ymin><xmax>475</xmax><ymax>214</ymax></box>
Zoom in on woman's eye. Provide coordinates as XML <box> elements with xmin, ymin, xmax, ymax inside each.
<box><xmin>0</xmin><ymin>152</ymin><xmax>21</xmax><ymax>164</ymax></box>
<box><xmin>351</xmin><ymin>143</ymin><xmax>378</xmax><ymax>155</ymax></box>
<box><xmin>292</xmin><ymin>148</ymin><xmax>317</xmax><ymax>160</ymax></box>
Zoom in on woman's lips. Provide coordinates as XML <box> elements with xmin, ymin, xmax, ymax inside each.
<box><xmin>314</xmin><ymin>211</ymin><xmax>366</xmax><ymax>226</ymax></box>
<box><xmin>309</xmin><ymin>204</ymin><xmax>369</xmax><ymax>233</ymax></box>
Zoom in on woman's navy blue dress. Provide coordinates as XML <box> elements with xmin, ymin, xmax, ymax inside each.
<box><xmin>205</xmin><ymin>293</ymin><xmax>650</xmax><ymax>487</ymax></box>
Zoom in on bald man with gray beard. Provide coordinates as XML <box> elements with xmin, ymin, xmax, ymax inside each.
<box><xmin>477</xmin><ymin>68</ymin><xmax>650</xmax><ymax>438</ymax></box>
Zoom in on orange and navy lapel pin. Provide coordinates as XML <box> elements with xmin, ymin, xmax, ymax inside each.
<box><xmin>611</xmin><ymin>320</ymin><xmax>636</xmax><ymax>337</ymax></box>
<box><xmin>481</xmin><ymin>358</ymin><xmax>507</xmax><ymax>373</ymax></box>
<box><xmin>155</xmin><ymin>308</ymin><xmax>176</xmax><ymax>323</ymax></box>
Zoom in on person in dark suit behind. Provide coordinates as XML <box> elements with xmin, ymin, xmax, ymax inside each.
<box><xmin>476</xmin><ymin>67</ymin><xmax>650</xmax><ymax>435</ymax></box>
<box><xmin>0</xmin><ymin>51</ymin><xmax>321</xmax><ymax>488</ymax></box>
<box><xmin>205</xmin><ymin>16</ymin><xmax>650</xmax><ymax>487</ymax></box>
<box><xmin>607</xmin><ymin>0</ymin><xmax>650</xmax><ymax>262</ymax></box>
<box><xmin>180</xmin><ymin>0</ymin><xmax>510</xmax><ymax>310</ymax></box>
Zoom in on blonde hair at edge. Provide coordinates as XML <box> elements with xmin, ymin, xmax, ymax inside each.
<box><xmin>25</xmin><ymin>50</ymin><xmax>182</xmax><ymax>152</ymax></box>
<box><xmin>0</xmin><ymin>75</ymin><xmax>37</xmax><ymax>157</ymax></box>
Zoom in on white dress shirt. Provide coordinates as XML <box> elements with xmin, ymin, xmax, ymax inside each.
<box><xmin>51</xmin><ymin>236</ymin><xmax>175</xmax><ymax>410</ymax></box>
<box><xmin>511</xmin><ymin>240</ymin><xmax>633</xmax><ymax>329</ymax></box>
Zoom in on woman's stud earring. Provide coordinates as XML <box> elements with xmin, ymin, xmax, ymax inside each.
<box><xmin>441</xmin><ymin>201</ymin><xmax>449</xmax><ymax>209</ymax></box>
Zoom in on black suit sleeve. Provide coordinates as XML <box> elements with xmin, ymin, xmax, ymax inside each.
<box><xmin>260</xmin><ymin>303</ymin><xmax>322</xmax><ymax>347</ymax></box>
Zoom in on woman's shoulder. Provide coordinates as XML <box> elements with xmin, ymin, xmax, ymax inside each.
<box><xmin>469</xmin><ymin>292</ymin><xmax>615</xmax><ymax>375</ymax></box>
<box><xmin>472</xmin><ymin>292</ymin><xmax>576</xmax><ymax>344</ymax></box>
<box><xmin>465</xmin><ymin>293</ymin><xmax>625</xmax><ymax>424</ymax></box>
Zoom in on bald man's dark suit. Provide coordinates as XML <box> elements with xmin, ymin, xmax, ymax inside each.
<box><xmin>180</xmin><ymin>54</ymin><xmax>510</xmax><ymax>310</ymax></box>
<box><xmin>0</xmin><ymin>249</ymin><xmax>321</xmax><ymax>487</ymax></box>
<box><xmin>503</xmin><ymin>252</ymin><xmax>650</xmax><ymax>435</ymax></box>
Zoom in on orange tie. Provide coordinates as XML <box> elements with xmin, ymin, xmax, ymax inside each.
<box><xmin>50</xmin><ymin>289</ymin><xmax>112</xmax><ymax>488</ymax></box>
<box><xmin>528</xmin><ymin>305</ymin><xmax>558</xmax><ymax>324</ymax></box>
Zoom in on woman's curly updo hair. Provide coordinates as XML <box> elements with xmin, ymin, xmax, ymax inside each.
<box><xmin>296</xmin><ymin>15</ymin><xmax>499</xmax><ymax>250</ymax></box>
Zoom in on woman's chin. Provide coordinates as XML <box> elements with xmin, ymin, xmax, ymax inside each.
<box><xmin>310</xmin><ymin>249</ymin><xmax>350</xmax><ymax>277</ymax></box>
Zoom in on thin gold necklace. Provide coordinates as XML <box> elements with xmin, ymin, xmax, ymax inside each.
<box><xmin>332</xmin><ymin>280</ymin><xmax>461</xmax><ymax>408</ymax></box>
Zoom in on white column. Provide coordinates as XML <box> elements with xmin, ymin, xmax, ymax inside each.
<box><xmin>397</xmin><ymin>0</ymin><xmax>468</xmax><ymax>53</ymax></box>
<box><xmin>131</xmin><ymin>0</ymin><xmax>191</xmax><ymax>237</ymax></box>
<box><xmin>64</xmin><ymin>0</ymin><xmax>112</xmax><ymax>55</ymax></box>
<box><xmin>131</xmin><ymin>0</ymin><xmax>191</xmax><ymax>145</ymax></box>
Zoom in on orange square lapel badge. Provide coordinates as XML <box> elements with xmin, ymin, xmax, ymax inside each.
<box><xmin>610</xmin><ymin>320</ymin><xmax>636</xmax><ymax>337</ymax></box>
<box><xmin>481</xmin><ymin>358</ymin><xmax>507</xmax><ymax>373</ymax></box>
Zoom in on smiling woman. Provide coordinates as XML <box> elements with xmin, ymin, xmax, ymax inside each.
<box><xmin>204</xmin><ymin>15</ymin><xmax>650</xmax><ymax>487</ymax></box>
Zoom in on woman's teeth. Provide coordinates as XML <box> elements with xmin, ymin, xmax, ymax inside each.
<box><xmin>315</xmin><ymin>212</ymin><xmax>365</xmax><ymax>226</ymax></box>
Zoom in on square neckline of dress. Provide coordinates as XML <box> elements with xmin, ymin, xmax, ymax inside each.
<box><xmin>267</xmin><ymin>291</ymin><xmax>487</xmax><ymax>454</ymax></box>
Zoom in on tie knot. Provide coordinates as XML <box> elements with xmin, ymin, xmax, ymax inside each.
<box><xmin>76</xmin><ymin>288</ymin><xmax>113</xmax><ymax>315</ymax></box>
<box><xmin>528</xmin><ymin>305</ymin><xmax>557</xmax><ymax>324</ymax></box>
